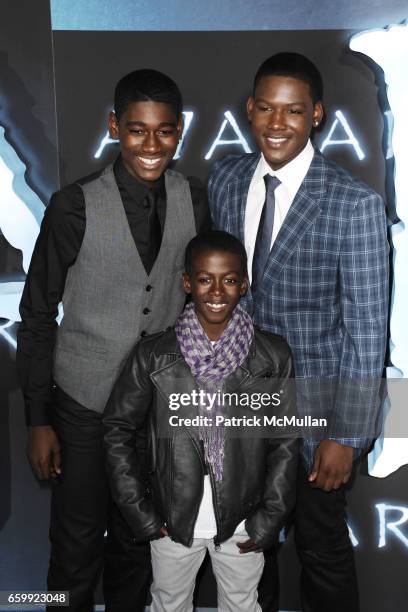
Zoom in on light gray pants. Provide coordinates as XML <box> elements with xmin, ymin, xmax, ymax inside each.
<box><xmin>150</xmin><ymin>535</ymin><xmax>264</xmax><ymax>612</ymax></box>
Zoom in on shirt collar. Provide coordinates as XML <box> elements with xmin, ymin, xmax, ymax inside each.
<box><xmin>258</xmin><ymin>140</ymin><xmax>315</xmax><ymax>200</ymax></box>
<box><xmin>113</xmin><ymin>155</ymin><xmax>166</xmax><ymax>204</ymax></box>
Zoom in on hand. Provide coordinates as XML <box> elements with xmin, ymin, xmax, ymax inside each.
<box><xmin>236</xmin><ymin>538</ymin><xmax>263</xmax><ymax>554</ymax></box>
<box><xmin>158</xmin><ymin>526</ymin><xmax>168</xmax><ymax>538</ymax></box>
<box><xmin>27</xmin><ymin>425</ymin><xmax>62</xmax><ymax>480</ymax></box>
<box><xmin>308</xmin><ymin>439</ymin><xmax>353</xmax><ymax>492</ymax></box>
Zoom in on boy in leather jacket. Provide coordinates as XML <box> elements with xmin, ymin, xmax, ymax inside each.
<box><xmin>104</xmin><ymin>230</ymin><xmax>298</xmax><ymax>612</ymax></box>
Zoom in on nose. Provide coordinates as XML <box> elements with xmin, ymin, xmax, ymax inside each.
<box><xmin>142</xmin><ymin>130</ymin><xmax>160</xmax><ymax>153</ymax></box>
<box><xmin>210</xmin><ymin>278</ymin><xmax>223</xmax><ymax>297</ymax></box>
<box><xmin>268</xmin><ymin>109</ymin><xmax>285</xmax><ymax>130</ymax></box>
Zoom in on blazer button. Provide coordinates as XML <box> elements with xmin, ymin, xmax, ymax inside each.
<box><xmin>140</xmin><ymin>331</ymin><xmax>147</xmax><ymax>337</ymax></box>
<box><xmin>146</xmin><ymin>285</ymin><xmax>152</xmax><ymax>291</ymax></box>
<box><xmin>143</xmin><ymin>308</ymin><xmax>151</xmax><ymax>315</ymax></box>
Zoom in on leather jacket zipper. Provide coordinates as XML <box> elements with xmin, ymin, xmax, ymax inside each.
<box><xmin>208</xmin><ymin>463</ymin><xmax>222</xmax><ymax>551</ymax></box>
<box><xmin>167</xmin><ymin>437</ymin><xmax>174</xmax><ymax>534</ymax></box>
<box><xmin>188</xmin><ymin>464</ymin><xmax>205</xmax><ymax>548</ymax></box>
<box><xmin>207</xmin><ymin>381</ymin><xmax>226</xmax><ymax>551</ymax></box>
<box><xmin>184</xmin><ymin>426</ymin><xmax>208</xmax><ymax>547</ymax></box>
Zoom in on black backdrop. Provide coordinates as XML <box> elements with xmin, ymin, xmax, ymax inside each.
<box><xmin>53</xmin><ymin>30</ymin><xmax>386</xmax><ymax>195</ymax></box>
<box><xmin>1</xmin><ymin>2</ymin><xmax>408</xmax><ymax>611</ymax></box>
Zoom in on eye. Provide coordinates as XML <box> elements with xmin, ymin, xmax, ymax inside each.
<box><xmin>224</xmin><ymin>278</ymin><xmax>237</xmax><ymax>284</ymax></box>
<box><xmin>198</xmin><ymin>277</ymin><xmax>211</xmax><ymax>284</ymax></box>
<box><xmin>157</xmin><ymin>129</ymin><xmax>176</xmax><ymax>136</ymax></box>
<box><xmin>129</xmin><ymin>128</ymin><xmax>145</xmax><ymax>135</ymax></box>
<box><xmin>257</xmin><ymin>104</ymin><xmax>272</xmax><ymax>112</ymax></box>
<box><xmin>287</xmin><ymin>108</ymin><xmax>304</xmax><ymax>115</ymax></box>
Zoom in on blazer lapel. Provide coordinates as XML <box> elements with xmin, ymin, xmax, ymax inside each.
<box><xmin>262</xmin><ymin>150</ymin><xmax>328</xmax><ymax>286</ymax></box>
<box><xmin>226</xmin><ymin>154</ymin><xmax>259</xmax><ymax>245</ymax></box>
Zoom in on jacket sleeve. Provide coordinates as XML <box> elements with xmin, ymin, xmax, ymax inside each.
<box><xmin>188</xmin><ymin>176</ymin><xmax>213</xmax><ymax>232</ymax></box>
<box><xmin>331</xmin><ymin>192</ymin><xmax>389</xmax><ymax>446</ymax></box>
<box><xmin>245</xmin><ymin>351</ymin><xmax>298</xmax><ymax>549</ymax></box>
<box><xmin>103</xmin><ymin>340</ymin><xmax>163</xmax><ymax>541</ymax></box>
<box><xmin>207</xmin><ymin>158</ymin><xmax>227</xmax><ymax>227</ymax></box>
<box><xmin>17</xmin><ymin>187</ymin><xmax>85</xmax><ymax>426</ymax></box>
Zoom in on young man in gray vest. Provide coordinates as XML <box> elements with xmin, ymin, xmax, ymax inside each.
<box><xmin>17</xmin><ymin>69</ymin><xmax>211</xmax><ymax>612</ymax></box>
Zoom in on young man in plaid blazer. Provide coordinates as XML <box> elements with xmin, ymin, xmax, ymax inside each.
<box><xmin>208</xmin><ymin>53</ymin><xmax>389</xmax><ymax>612</ymax></box>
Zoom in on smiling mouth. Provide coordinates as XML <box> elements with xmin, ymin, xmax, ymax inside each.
<box><xmin>136</xmin><ymin>156</ymin><xmax>163</xmax><ymax>168</ymax></box>
<box><xmin>265</xmin><ymin>136</ymin><xmax>290</xmax><ymax>147</ymax></box>
<box><xmin>205</xmin><ymin>302</ymin><xmax>228</xmax><ymax>312</ymax></box>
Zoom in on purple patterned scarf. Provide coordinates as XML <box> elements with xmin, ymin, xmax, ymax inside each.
<box><xmin>175</xmin><ymin>302</ymin><xmax>254</xmax><ymax>480</ymax></box>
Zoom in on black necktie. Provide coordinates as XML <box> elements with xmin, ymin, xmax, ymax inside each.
<box><xmin>251</xmin><ymin>175</ymin><xmax>281</xmax><ymax>296</ymax></box>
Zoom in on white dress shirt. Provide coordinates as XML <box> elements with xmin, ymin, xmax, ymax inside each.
<box><xmin>193</xmin><ymin>475</ymin><xmax>246</xmax><ymax>538</ymax></box>
<box><xmin>245</xmin><ymin>140</ymin><xmax>315</xmax><ymax>283</ymax></box>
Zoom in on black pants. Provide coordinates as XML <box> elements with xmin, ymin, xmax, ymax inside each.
<box><xmin>47</xmin><ymin>387</ymin><xmax>151</xmax><ymax>612</ymax></box>
<box><xmin>259</xmin><ymin>464</ymin><xmax>359</xmax><ymax>612</ymax></box>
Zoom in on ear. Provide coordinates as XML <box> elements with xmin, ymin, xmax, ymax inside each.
<box><xmin>108</xmin><ymin>111</ymin><xmax>119</xmax><ymax>140</ymax></box>
<box><xmin>176</xmin><ymin>114</ymin><xmax>184</xmax><ymax>141</ymax></box>
<box><xmin>312</xmin><ymin>101</ymin><xmax>324</xmax><ymax>129</ymax></box>
<box><xmin>240</xmin><ymin>277</ymin><xmax>249</xmax><ymax>296</ymax></box>
<box><xmin>246</xmin><ymin>96</ymin><xmax>255</xmax><ymax>123</ymax></box>
<box><xmin>182</xmin><ymin>272</ymin><xmax>191</xmax><ymax>294</ymax></box>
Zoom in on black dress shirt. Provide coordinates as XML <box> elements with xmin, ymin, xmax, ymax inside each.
<box><xmin>17</xmin><ymin>157</ymin><xmax>211</xmax><ymax>426</ymax></box>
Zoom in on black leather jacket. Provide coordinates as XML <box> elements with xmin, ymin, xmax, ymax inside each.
<box><xmin>103</xmin><ymin>327</ymin><xmax>298</xmax><ymax>549</ymax></box>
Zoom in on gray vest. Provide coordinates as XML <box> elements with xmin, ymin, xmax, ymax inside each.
<box><xmin>53</xmin><ymin>165</ymin><xmax>196</xmax><ymax>411</ymax></box>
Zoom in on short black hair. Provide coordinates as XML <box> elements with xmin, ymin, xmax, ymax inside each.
<box><xmin>184</xmin><ymin>231</ymin><xmax>248</xmax><ymax>277</ymax></box>
<box><xmin>114</xmin><ymin>69</ymin><xmax>183</xmax><ymax>120</ymax></box>
<box><xmin>253</xmin><ymin>52</ymin><xmax>323</xmax><ymax>104</ymax></box>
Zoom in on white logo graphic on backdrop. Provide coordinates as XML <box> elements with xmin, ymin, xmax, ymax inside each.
<box><xmin>0</xmin><ymin>124</ymin><xmax>44</xmax><ymax>347</ymax></box>
<box><xmin>350</xmin><ymin>22</ymin><xmax>408</xmax><ymax>478</ymax></box>
<box><xmin>94</xmin><ymin>109</ymin><xmax>366</xmax><ymax>161</ymax></box>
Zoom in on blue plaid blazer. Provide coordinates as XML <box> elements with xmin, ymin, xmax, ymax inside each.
<box><xmin>208</xmin><ymin>150</ymin><xmax>389</xmax><ymax>468</ymax></box>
